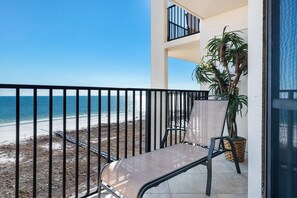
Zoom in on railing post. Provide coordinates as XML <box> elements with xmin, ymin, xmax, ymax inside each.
<box><xmin>167</xmin><ymin>5</ymin><xmax>170</xmax><ymax>41</ymax></box>
<box><xmin>15</xmin><ymin>88</ymin><xmax>20</xmax><ymax>198</ymax></box>
<box><xmin>145</xmin><ymin>90</ymin><xmax>151</xmax><ymax>153</ymax></box>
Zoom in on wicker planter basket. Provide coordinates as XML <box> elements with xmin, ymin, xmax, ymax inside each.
<box><xmin>223</xmin><ymin>138</ymin><xmax>246</xmax><ymax>162</ymax></box>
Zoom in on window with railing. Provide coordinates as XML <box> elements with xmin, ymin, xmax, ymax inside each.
<box><xmin>167</xmin><ymin>5</ymin><xmax>200</xmax><ymax>41</ymax></box>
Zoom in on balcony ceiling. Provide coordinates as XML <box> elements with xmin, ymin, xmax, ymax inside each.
<box><xmin>170</xmin><ymin>0</ymin><xmax>248</xmax><ymax>19</ymax></box>
<box><xmin>167</xmin><ymin>42</ymin><xmax>200</xmax><ymax>63</ymax></box>
<box><xmin>165</xmin><ymin>34</ymin><xmax>201</xmax><ymax>63</ymax></box>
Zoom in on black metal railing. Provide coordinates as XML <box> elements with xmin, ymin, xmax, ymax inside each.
<box><xmin>167</xmin><ymin>5</ymin><xmax>200</xmax><ymax>41</ymax></box>
<box><xmin>0</xmin><ymin>84</ymin><xmax>208</xmax><ymax>197</ymax></box>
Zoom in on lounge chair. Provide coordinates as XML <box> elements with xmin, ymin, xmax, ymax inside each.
<box><xmin>98</xmin><ymin>99</ymin><xmax>241</xmax><ymax>197</ymax></box>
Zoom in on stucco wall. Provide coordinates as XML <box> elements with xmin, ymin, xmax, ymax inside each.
<box><xmin>200</xmin><ymin>6</ymin><xmax>248</xmax><ymax>56</ymax></box>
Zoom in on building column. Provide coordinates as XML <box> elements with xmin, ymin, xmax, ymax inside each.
<box><xmin>150</xmin><ymin>0</ymin><xmax>168</xmax><ymax>151</ymax></box>
<box><xmin>150</xmin><ymin>0</ymin><xmax>168</xmax><ymax>89</ymax></box>
<box><xmin>248</xmin><ymin>0</ymin><xmax>263</xmax><ymax>197</ymax></box>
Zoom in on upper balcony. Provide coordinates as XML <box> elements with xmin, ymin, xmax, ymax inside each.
<box><xmin>170</xmin><ymin>0</ymin><xmax>248</xmax><ymax>19</ymax></box>
<box><xmin>167</xmin><ymin>5</ymin><xmax>200</xmax><ymax>41</ymax></box>
<box><xmin>164</xmin><ymin>0</ymin><xmax>247</xmax><ymax>63</ymax></box>
<box><xmin>165</xmin><ymin>4</ymin><xmax>201</xmax><ymax>63</ymax></box>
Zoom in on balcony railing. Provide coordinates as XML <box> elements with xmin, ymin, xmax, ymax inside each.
<box><xmin>0</xmin><ymin>84</ymin><xmax>208</xmax><ymax>197</ymax></box>
<box><xmin>167</xmin><ymin>5</ymin><xmax>200</xmax><ymax>41</ymax></box>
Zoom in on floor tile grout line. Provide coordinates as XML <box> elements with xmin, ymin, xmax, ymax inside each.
<box><xmin>167</xmin><ymin>181</ymin><xmax>173</xmax><ymax>197</ymax></box>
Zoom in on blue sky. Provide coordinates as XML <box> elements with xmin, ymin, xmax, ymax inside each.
<box><xmin>0</xmin><ymin>0</ymin><xmax>199</xmax><ymax>90</ymax></box>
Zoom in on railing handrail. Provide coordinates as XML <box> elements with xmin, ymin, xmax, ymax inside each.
<box><xmin>168</xmin><ymin>21</ymin><xmax>188</xmax><ymax>31</ymax></box>
<box><xmin>167</xmin><ymin>4</ymin><xmax>176</xmax><ymax>9</ymax></box>
<box><xmin>0</xmin><ymin>83</ymin><xmax>207</xmax><ymax>93</ymax></box>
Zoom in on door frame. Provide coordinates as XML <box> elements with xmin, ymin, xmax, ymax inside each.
<box><xmin>266</xmin><ymin>0</ymin><xmax>280</xmax><ymax>197</ymax></box>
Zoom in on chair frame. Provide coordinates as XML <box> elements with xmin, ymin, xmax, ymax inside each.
<box><xmin>98</xmin><ymin>100</ymin><xmax>241</xmax><ymax>197</ymax></box>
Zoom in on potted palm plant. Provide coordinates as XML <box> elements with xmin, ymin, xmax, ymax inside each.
<box><xmin>193</xmin><ymin>26</ymin><xmax>248</xmax><ymax>162</ymax></box>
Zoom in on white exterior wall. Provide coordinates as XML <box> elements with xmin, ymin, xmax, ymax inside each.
<box><xmin>248</xmin><ymin>0</ymin><xmax>263</xmax><ymax>197</ymax></box>
<box><xmin>199</xmin><ymin>6</ymin><xmax>248</xmax><ymax>56</ymax></box>
<box><xmin>151</xmin><ymin>0</ymin><xmax>168</xmax><ymax>89</ymax></box>
<box><xmin>199</xmin><ymin>6</ymin><xmax>248</xmax><ymax>140</ymax></box>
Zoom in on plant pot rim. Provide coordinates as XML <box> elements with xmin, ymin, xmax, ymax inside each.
<box><xmin>228</xmin><ymin>136</ymin><xmax>246</xmax><ymax>141</ymax></box>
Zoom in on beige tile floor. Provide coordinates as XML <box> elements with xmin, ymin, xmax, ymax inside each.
<box><xmin>92</xmin><ymin>154</ymin><xmax>248</xmax><ymax>198</ymax></box>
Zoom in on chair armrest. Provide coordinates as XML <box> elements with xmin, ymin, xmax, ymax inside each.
<box><xmin>210</xmin><ymin>136</ymin><xmax>233</xmax><ymax>149</ymax></box>
<box><xmin>161</xmin><ymin>127</ymin><xmax>186</xmax><ymax>148</ymax></box>
<box><xmin>210</xmin><ymin>136</ymin><xmax>229</xmax><ymax>141</ymax></box>
<box><xmin>207</xmin><ymin>136</ymin><xmax>231</xmax><ymax>158</ymax></box>
<box><xmin>208</xmin><ymin>136</ymin><xmax>241</xmax><ymax>174</ymax></box>
<box><xmin>210</xmin><ymin>136</ymin><xmax>238</xmax><ymax>150</ymax></box>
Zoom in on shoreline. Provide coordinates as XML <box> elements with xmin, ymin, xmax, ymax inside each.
<box><xmin>0</xmin><ymin>113</ymin><xmax>143</xmax><ymax>144</ymax></box>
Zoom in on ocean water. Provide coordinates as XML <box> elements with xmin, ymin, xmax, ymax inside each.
<box><xmin>0</xmin><ymin>96</ymin><xmax>142</xmax><ymax>126</ymax></box>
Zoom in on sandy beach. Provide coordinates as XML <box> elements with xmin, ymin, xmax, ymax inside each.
<box><xmin>0</xmin><ymin>113</ymin><xmax>140</xmax><ymax>144</ymax></box>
